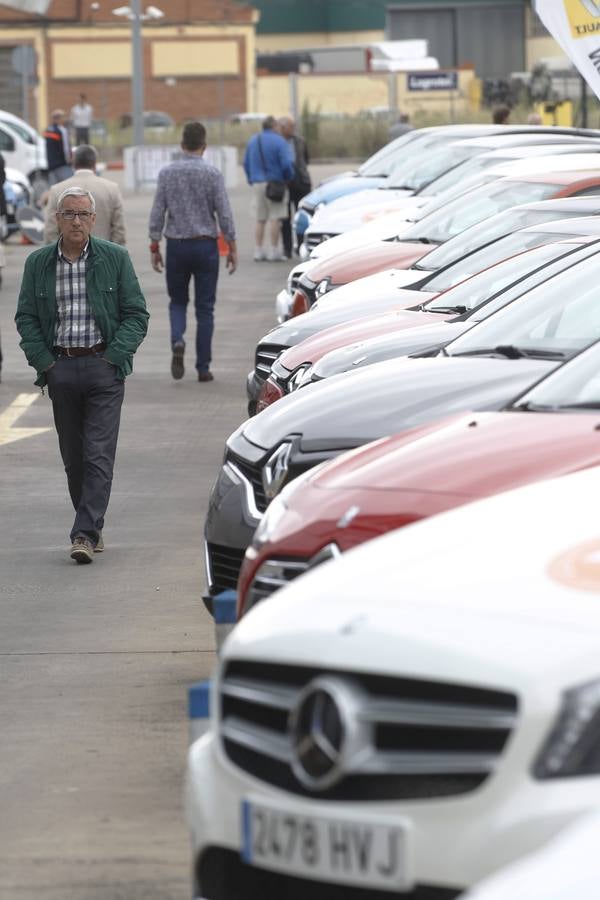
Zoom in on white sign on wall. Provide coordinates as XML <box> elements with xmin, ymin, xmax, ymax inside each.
<box><xmin>0</xmin><ymin>0</ymin><xmax>52</xmax><ymax>12</ymax></box>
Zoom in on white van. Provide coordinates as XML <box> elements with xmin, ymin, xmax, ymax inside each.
<box><xmin>0</xmin><ymin>110</ymin><xmax>47</xmax><ymax>183</ymax></box>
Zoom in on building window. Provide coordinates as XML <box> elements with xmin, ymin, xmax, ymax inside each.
<box><xmin>529</xmin><ymin>9</ymin><xmax>549</xmax><ymax>38</ymax></box>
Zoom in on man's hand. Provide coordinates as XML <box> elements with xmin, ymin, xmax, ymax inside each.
<box><xmin>150</xmin><ymin>244</ymin><xmax>164</xmax><ymax>273</ymax></box>
<box><xmin>226</xmin><ymin>241</ymin><xmax>238</xmax><ymax>275</ymax></box>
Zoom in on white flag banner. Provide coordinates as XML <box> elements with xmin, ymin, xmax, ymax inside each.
<box><xmin>0</xmin><ymin>0</ymin><xmax>52</xmax><ymax>12</ymax></box>
<box><xmin>535</xmin><ymin>0</ymin><xmax>600</xmax><ymax>100</ymax></box>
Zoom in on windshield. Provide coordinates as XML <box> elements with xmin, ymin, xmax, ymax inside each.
<box><xmin>386</xmin><ymin>143</ymin><xmax>480</xmax><ymax>191</ymax></box>
<box><xmin>358</xmin><ymin>130</ymin><xmax>432</xmax><ymax>177</ymax></box>
<box><xmin>1</xmin><ymin>118</ymin><xmax>35</xmax><ymax>144</ymax></box>
<box><xmin>514</xmin><ymin>339</ymin><xmax>600</xmax><ymax>409</ymax></box>
<box><xmin>418</xmin><ymin>154</ymin><xmax>513</xmax><ymax>198</ymax></box>
<box><xmin>446</xmin><ymin>251</ymin><xmax>600</xmax><ymax>358</ymax></box>
<box><xmin>417</xmin><ymin>206</ymin><xmax>592</xmax><ymax>273</ymax></box>
<box><xmin>425</xmin><ymin>242</ymin><xmax>588</xmax><ymax>313</ymax></box>
<box><xmin>402</xmin><ymin>179</ymin><xmax>559</xmax><ymax>249</ymax></box>
<box><xmin>425</xmin><ymin>228</ymin><xmax>590</xmax><ymax>295</ymax></box>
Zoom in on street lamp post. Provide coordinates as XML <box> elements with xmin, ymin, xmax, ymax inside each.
<box><xmin>131</xmin><ymin>0</ymin><xmax>144</xmax><ymax>146</ymax></box>
<box><xmin>113</xmin><ymin>4</ymin><xmax>164</xmax><ymax>146</ymax></box>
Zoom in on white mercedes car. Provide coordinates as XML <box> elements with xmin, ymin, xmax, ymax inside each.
<box><xmin>186</xmin><ymin>464</ymin><xmax>600</xmax><ymax>899</ymax></box>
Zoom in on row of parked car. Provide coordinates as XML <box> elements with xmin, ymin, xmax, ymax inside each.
<box><xmin>186</xmin><ymin>123</ymin><xmax>600</xmax><ymax>899</ymax></box>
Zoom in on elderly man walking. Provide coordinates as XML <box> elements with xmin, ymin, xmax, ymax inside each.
<box><xmin>243</xmin><ymin>115</ymin><xmax>294</xmax><ymax>261</ymax></box>
<box><xmin>149</xmin><ymin>121</ymin><xmax>237</xmax><ymax>383</ymax></box>
<box><xmin>44</xmin><ymin>144</ymin><xmax>126</xmax><ymax>245</ymax></box>
<box><xmin>15</xmin><ymin>186</ymin><xmax>149</xmax><ymax>564</ymax></box>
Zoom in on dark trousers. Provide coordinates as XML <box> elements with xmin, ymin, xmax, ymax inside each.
<box><xmin>165</xmin><ymin>238</ymin><xmax>219</xmax><ymax>374</ymax></box>
<box><xmin>46</xmin><ymin>355</ymin><xmax>124</xmax><ymax>545</ymax></box>
<box><xmin>75</xmin><ymin>127</ymin><xmax>90</xmax><ymax>145</ymax></box>
<box><xmin>281</xmin><ymin>186</ymin><xmax>309</xmax><ymax>257</ymax></box>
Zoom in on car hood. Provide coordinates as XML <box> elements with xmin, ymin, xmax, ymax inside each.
<box><xmin>263</xmin><ymin>287</ymin><xmax>438</xmax><ymax>354</ymax></box>
<box><xmin>310</xmin><ymin>210</ymin><xmax>424</xmax><ymax>260</ymax></box>
<box><xmin>306</xmin><ymin>241</ymin><xmax>432</xmax><ymax>285</ymax></box>
<box><xmin>315</xmin><ymin>410</ymin><xmax>600</xmax><ymax>496</ymax></box>
<box><xmin>225</xmin><ymin>467</ymin><xmax>600</xmax><ymax>686</ymax></box>
<box><xmin>307</xmin><ymin>189</ymin><xmax>417</xmax><ymax>232</ymax></box>
<box><xmin>314</xmin><ymin>320</ymin><xmax>468</xmax><ymax>378</ymax></box>
<box><xmin>241</xmin><ymin>355</ymin><xmax>555</xmax><ymax>452</ymax></box>
<box><xmin>303</xmin><ymin>175</ymin><xmax>388</xmax><ymax>209</ymax></box>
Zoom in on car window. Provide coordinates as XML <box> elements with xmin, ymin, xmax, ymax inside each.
<box><xmin>516</xmin><ymin>339</ymin><xmax>600</xmax><ymax>407</ymax></box>
<box><xmin>387</xmin><ymin>143</ymin><xmax>480</xmax><ymax>191</ymax></box>
<box><xmin>358</xmin><ymin>129</ymin><xmax>428</xmax><ymax>177</ymax></box>
<box><xmin>425</xmin><ymin>242</ymin><xmax>584</xmax><ymax>312</ymax></box>
<box><xmin>447</xmin><ymin>251</ymin><xmax>600</xmax><ymax>356</ymax></box>
<box><xmin>418</xmin><ymin>154</ymin><xmax>512</xmax><ymax>198</ymax></box>
<box><xmin>405</xmin><ymin>179</ymin><xmax>559</xmax><ymax>248</ymax></box>
<box><xmin>0</xmin><ymin>127</ymin><xmax>16</xmax><ymax>152</ymax></box>
<box><xmin>570</xmin><ymin>185</ymin><xmax>600</xmax><ymax>197</ymax></box>
<box><xmin>425</xmin><ymin>229</ymin><xmax>587</xmax><ymax>294</ymax></box>
<box><xmin>0</xmin><ymin>119</ymin><xmax>34</xmax><ymax>144</ymax></box>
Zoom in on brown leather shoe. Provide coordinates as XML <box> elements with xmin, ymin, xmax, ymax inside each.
<box><xmin>198</xmin><ymin>371</ymin><xmax>214</xmax><ymax>382</ymax></box>
<box><xmin>70</xmin><ymin>536</ymin><xmax>94</xmax><ymax>564</ymax></box>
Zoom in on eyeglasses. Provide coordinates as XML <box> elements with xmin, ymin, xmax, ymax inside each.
<box><xmin>59</xmin><ymin>210</ymin><xmax>93</xmax><ymax>220</ymax></box>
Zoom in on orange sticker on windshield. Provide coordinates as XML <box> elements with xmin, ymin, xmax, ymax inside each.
<box><xmin>548</xmin><ymin>539</ymin><xmax>600</xmax><ymax>591</ymax></box>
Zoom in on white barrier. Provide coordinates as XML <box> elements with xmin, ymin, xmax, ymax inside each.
<box><xmin>123</xmin><ymin>144</ymin><xmax>238</xmax><ymax>191</ymax></box>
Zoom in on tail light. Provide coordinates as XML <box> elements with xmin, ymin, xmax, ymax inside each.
<box><xmin>291</xmin><ymin>289</ymin><xmax>310</xmax><ymax>317</ymax></box>
<box><xmin>257</xmin><ymin>377</ymin><xmax>284</xmax><ymax>413</ymax></box>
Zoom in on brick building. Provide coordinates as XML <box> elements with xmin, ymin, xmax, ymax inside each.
<box><xmin>0</xmin><ymin>0</ymin><xmax>258</xmax><ymax>129</ymax></box>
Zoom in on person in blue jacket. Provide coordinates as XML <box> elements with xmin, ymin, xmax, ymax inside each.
<box><xmin>243</xmin><ymin>115</ymin><xmax>294</xmax><ymax>261</ymax></box>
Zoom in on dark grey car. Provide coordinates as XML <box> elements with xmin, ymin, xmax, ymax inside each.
<box><xmin>205</xmin><ymin>249</ymin><xmax>600</xmax><ymax>601</ymax></box>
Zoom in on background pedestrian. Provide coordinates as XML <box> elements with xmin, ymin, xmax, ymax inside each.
<box><xmin>492</xmin><ymin>104</ymin><xmax>511</xmax><ymax>124</ymax></box>
<box><xmin>278</xmin><ymin>115</ymin><xmax>311</xmax><ymax>258</ymax></box>
<box><xmin>148</xmin><ymin>121</ymin><xmax>237</xmax><ymax>383</ymax></box>
<box><xmin>44</xmin><ymin>109</ymin><xmax>73</xmax><ymax>186</ymax></box>
<box><xmin>44</xmin><ymin>144</ymin><xmax>126</xmax><ymax>245</ymax></box>
<box><xmin>243</xmin><ymin>114</ymin><xmax>294</xmax><ymax>261</ymax></box>
<box><xmin>70</xmin><ymin>93</ymin><xmax>93</xmax><ymax>145</ymax></box>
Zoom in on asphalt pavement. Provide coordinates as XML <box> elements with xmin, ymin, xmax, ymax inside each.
<box><xmin>0</xmin><ymin>162</ymin><xmax>347</xmax><ymax>900</ymax></box>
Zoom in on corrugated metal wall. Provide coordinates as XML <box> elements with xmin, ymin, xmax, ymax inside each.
<box><xmin>387</xmin><ymin>3</ymin><xmax>525</xmax><ymax>79</ymax></box>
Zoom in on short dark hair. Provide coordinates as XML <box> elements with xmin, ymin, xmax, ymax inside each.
<box><xmin>73</xmin><ymin>144</ymin><xmax>97</xmax><ymax>170</ymax></box>
<box><xmin>492</xmin><ymin>104</ymin><xmax>511</xmax><ymax>124</ymax></box>
<box><xmin>262</xmin><ymin>115</ymin><xmax>277</xmax><ymax>130</ymax></box>
<box><xmin>182</xmin><ymin>121</ymin><xmax>207</xmax><ymax>151</ymax></box>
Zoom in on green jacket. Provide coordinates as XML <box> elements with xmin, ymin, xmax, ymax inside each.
<box><xmin>15</xmin><ymin>236</ymin><xmax>149</xmax><ymax>387</ymax></box>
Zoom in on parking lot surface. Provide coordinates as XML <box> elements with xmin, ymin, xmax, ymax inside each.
<box><xmin>0</xmin><ymin>163</ymin><xmax>346</xmax><ymax>900</ymax></box>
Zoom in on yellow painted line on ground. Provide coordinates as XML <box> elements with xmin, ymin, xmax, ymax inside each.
<box><xmin>0</xmin><ymin>393</ymin><xmax>52</xmax><ymax>446</ymax></box>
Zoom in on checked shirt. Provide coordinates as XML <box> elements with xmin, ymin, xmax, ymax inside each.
<box><xmin>54</xmin><ymin>239</ymin><xmax>102</xmax><ymax>348</ymax></box>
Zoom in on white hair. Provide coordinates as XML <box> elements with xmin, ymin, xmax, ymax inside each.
<box><xmin>57</xmin><ymin>186</ymin><xmax>96</xmax><ymax>213</ymax></box>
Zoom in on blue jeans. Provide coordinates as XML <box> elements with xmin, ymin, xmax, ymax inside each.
<box><xmin>166</xmin><ymin>238</ymin><xmax>219</xmax><ymax>374</ymax></box>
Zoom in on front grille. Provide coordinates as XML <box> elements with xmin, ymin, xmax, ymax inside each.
<box><xmin>255</xmin><ymin>343</ymin><xmax>286</xmax><ymax>384</ymax></box>
<box><xmin>219</xmin><ymin>660</ymin><xmax>518</xmax><ymax>801</ymax></box>
<box><xmin>246</xmin><ymin>544</ymin><xmax>340</xmax><ymax>611</ymax></box>
<box><xmin>305</xmin><ymin>231</ymin><xmax>339</xmax><ymax>252</ymax></box>
<box><xmin>227</xmin><ymin>450</ymin><xmax>268</xmax><ymax>513</ymax></box>
<box><xmin>198</xmin><ymin>847</ymin><xmax>461</xmax><ymax>900</ymax></box>
<box><xmin>206</xmin><ymin>542</ymin><xmax>247</xmax><ymax>593</ymax></box>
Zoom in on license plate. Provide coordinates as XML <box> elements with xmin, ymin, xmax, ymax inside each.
<box><xmin>241</xmin><ymin>798</ymin><xmax>412</xmax><ymax>891</ymax></box>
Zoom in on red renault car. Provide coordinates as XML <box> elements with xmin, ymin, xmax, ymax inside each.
<box><xmin>238</xmin><ymin>337</ymin><xmax>600</xmax><ymax>617</ymax></box>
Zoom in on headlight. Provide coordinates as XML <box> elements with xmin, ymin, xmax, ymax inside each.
<box><xmin>315</xmin><ymin>278</ymin><xmax>330</xmax><ymax>298</ymax></box>
<box><xmin>251</xmin><ymin>494</ymin><xmax>288</xmax><ymax>548</ymax></box>
<box><xmin>534</xmin><ymin>679</ymin><xmax>600</xmax><ymax>778</ymax></box>
<box><xmin>288</xmin><ymin>364</ymin><xmax>313</xmax><ymax>392</ymax></box>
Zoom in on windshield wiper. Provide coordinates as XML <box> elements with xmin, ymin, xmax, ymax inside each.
<box><xmin>552</xmin><ymin>402</ymin><xmax>600</xmax><ymax>410</ymax></box>
<box><xmin>426</xmin><ymin>305</ymin><xmax>468</xmax><ymax>315</ymax></box>
<box><xmin>511</xmin><ymin>401</ymin><xmax>554</xmax><ymax>412</ymax></box>
<box><xmin>452</xmin><ymin>345</ymin><xmax>567</xmax><ymax>360</ymax></box>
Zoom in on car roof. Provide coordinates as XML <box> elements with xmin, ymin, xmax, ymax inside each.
<box><xmin>488</xmin><ymin>153</ymin><xmax>600</xmax><ymax>177</ymax></box>
<box><xmin>508</xmin><ymin>170</ymin><xmax>600</xmax><ymax>185</ymax></box>
<box><xmin>519</xmin><ymin>215</ymin><xmax>600</xmax><ymax>235</ymax></box>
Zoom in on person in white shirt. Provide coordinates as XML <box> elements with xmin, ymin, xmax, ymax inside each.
<box><xmin>71</xmin><ymin>94</ymin><xmax>93</xmax><ymax>145</ymax></box>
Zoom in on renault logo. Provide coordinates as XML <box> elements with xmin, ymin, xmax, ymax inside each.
<box><xmin>262</xmin><ymin>441</ymin><xmax>292</xmax><ymax>499</ymax></box>
<box><xmin>288</xmin><ymin>676</ymin><xmax>369</xmax><ymax>791</ymax></box>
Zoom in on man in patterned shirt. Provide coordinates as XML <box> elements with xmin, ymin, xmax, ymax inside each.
<box><xmin>15</xmin><ymin>186</ymin><xmax>149</xmax><ymax>564</ymax></box>
<box><xmin>149</xmin><ymin>121</ymin><xmax>237</xmax><ymax>382</ymax></box>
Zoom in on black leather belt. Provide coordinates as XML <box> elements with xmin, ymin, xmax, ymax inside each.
<box><xmin>55</xmin><ymin>343</ymin><xmax>106</xmax><ymax>358</ymax></box>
